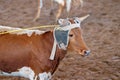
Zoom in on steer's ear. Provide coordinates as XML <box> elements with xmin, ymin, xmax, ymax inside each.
<box><xmin>79</xmin><ymin>14</ymin><xmax>90</xmax><ymax>22</ymax></box>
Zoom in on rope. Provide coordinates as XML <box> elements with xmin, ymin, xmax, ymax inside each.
<box><xmin>0</xmin><ymin>25</ymin><xmax>59</xmax><ymax>35</ymax></box>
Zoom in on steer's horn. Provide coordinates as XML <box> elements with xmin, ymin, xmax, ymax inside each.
<box><xmin>79</xmin><ymin>14</ymin><xmax>90</xmax><ymax>22</ymax></box>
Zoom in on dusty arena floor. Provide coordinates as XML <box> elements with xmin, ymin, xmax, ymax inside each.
<box><xmin>0</xmin><ymin>0</ymin><xmax>120</xmax><ymax>80</ymax></box>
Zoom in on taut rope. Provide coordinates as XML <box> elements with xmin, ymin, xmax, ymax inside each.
<box><xmin>0</xmin><ymin>25</ymin><xmax>59</xmax><ymax>35</ymax></box>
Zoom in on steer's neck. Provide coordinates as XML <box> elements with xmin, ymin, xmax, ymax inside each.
<box><xmin>41</xmin><ymin>31</ymin><xmax>67</xmax><ymax>74</ymax></box>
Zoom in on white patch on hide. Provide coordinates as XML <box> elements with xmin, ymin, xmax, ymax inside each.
<box><xmin>39</xmin><ymin>0</ymin><xmax>43</xmax><ymax>8</ymax></box>
<box><xmin>39</xmin><ymin>72</ymin><xmax>51</xmax><ymax>80</ymax></box>
<box><xmin>0</xmin><ymin>25</ymin><xmax>45</xmax><ymax>37</ymax></box>
<box><xmin>66</xmin><ymin>0</ymin><xmax>72</xmax><ymax>12</ymax></box>
<box><xmin>0</xmin><ymin>67</ymin><xmax>35</xmax><ymax>80</ymax></box>
<box><xmin>54</xmin><ymin>0</ymin><xmax>65</xmax><ymax>6</ymax></box>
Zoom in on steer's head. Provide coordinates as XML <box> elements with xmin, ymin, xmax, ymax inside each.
<box><xmin>57</xmin><ymin>15</ymin><xmax>90</xmax><ymax>56</ymax></box>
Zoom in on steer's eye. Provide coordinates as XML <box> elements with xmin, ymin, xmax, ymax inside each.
<box><xmin>74</xmin><ymin>20</ymin><xmax>80</xmax><ymax>24</ymax></box>
<box><xmin>76</xmin><ymin>21</ymin><xmax>79</xmax><ymax>23</ymax></box>
<box><xmin>69</xmin><ymin>34</ymin><xmax>73</xmax><ymax>37</ymax></box>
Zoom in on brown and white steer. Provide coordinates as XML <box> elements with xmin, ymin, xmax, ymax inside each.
<box><xmin>33</xmin><ymin>0</ymin><xmax>83</xmax><ymax>21</ymax></box>
<box><xmin>0</xmin><ymin>15</ymin><xmax>90</xmax><ymax>80</ymax></box>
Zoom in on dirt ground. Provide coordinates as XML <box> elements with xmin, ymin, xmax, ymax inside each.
<box><xmin>0</xmin><ymin>0</ymin><xmax>120</xmax><ymax>80</ymax></box>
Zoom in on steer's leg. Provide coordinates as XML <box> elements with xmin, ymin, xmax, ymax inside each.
<box><xmin>38</xmin><ymin>72</ymin><xmax>51</xmax><ymax>80</ymax></box>
<box><xmin>33</xmin><ymin>0</ymin><xmax>42</xmax><ymax>21</ymax></box>
<box><xmin>50</xmin><ymin>0</ymin><xmax>54</xmax><ymax>15</ymax></box>
<box><xmin>56</xmin><ymin>2</ymin><xmax>65</xmax><ymax>21</ymax></box>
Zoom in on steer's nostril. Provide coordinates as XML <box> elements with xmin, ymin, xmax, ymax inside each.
<box><xmin>84</xmin><ymin>50</ymin><xmax>90</xmax><ymax>56</ymax></box>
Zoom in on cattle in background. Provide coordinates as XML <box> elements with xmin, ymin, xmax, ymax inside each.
<box><xmin>0</xmin><ymin>15</ymin><xmax>90</xmax><ymax>80</ymax></box>
<box><xmin>33</xmin><ymin>0</ymin><xmax>83</xmax><ymax>21</ymax></box>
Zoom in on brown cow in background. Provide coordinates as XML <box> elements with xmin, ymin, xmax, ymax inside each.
<box><xmin>0</xmin><ymin>15</ymin><xmax>90</xmax><ymax>80</ymax></box>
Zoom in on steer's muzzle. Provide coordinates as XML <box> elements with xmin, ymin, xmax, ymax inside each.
<box><xmin>84</xmin><ymin>50</ymin><xmax>90</xmax><ymax>56</ymax></box>
<box><xmin>84</xmin><ymin>50</ymin><xmax>91</xmax><ymax>56</ymax></box>
<box><xmin>79</xmin><ymin>50</ymin><xmax>91</xmax><ymax>56</ymax></box>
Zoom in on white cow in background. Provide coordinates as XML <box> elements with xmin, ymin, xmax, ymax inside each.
<box><xmin>33</xmin><ymin>0</ymin><xmax>83</xmax><ymax>21</ymax></box>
